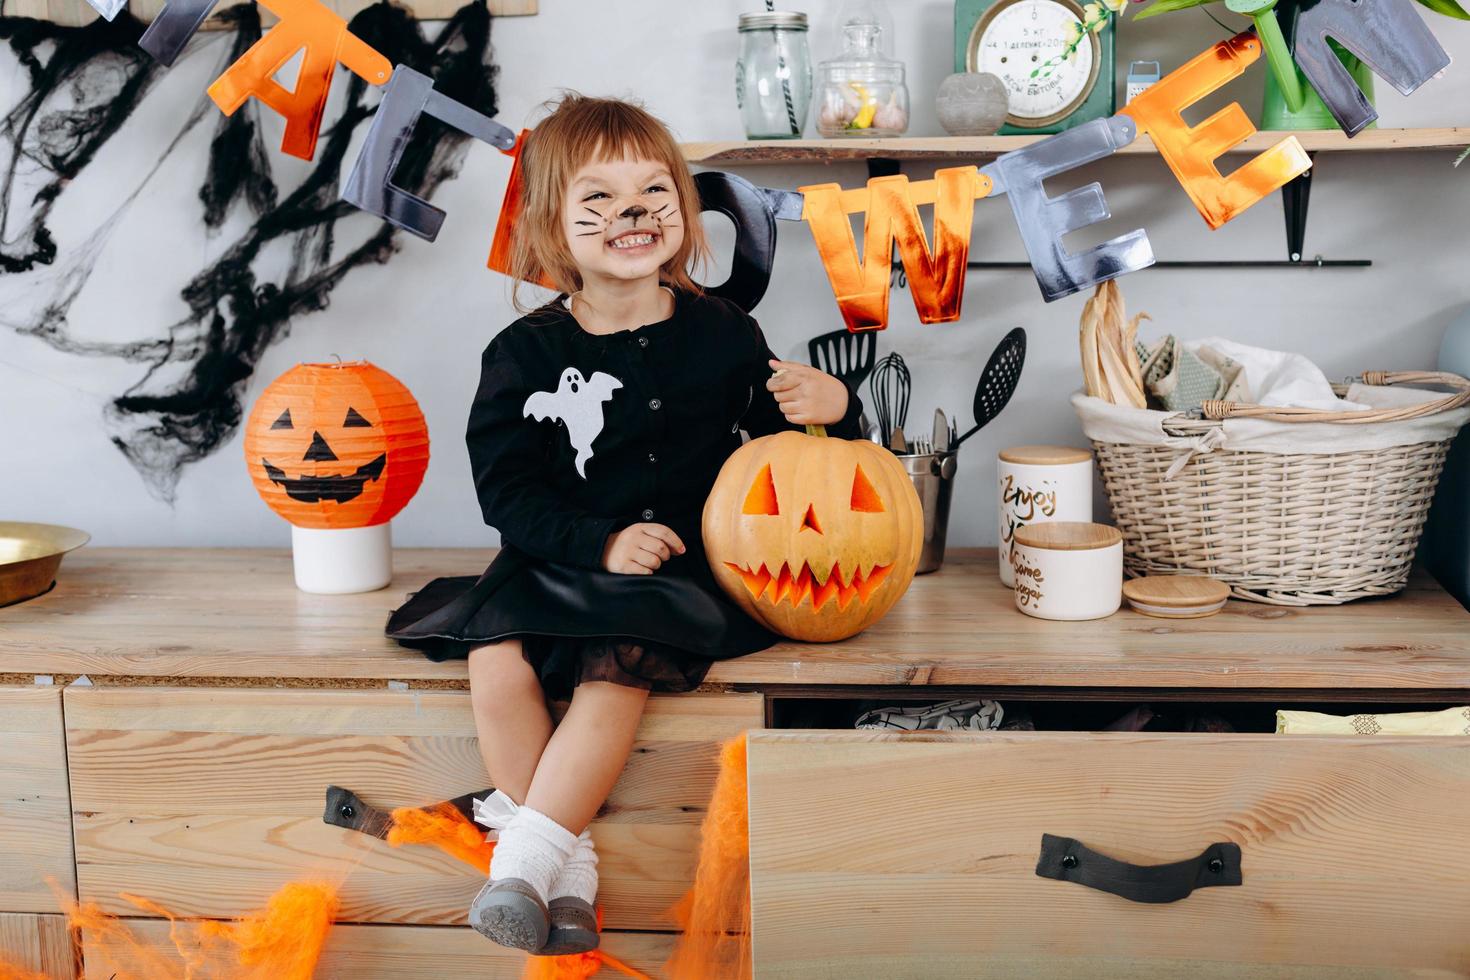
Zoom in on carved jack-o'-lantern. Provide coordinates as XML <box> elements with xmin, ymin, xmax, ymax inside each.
<box><xmin>703</xmin><ymin>428</ymin><xmax>922</xmax><ymax>642</ymax></box>
<box><xmin>243</xmin><ymin>361</ymin><xmax>429</xmax><ymax>529</ymax></box>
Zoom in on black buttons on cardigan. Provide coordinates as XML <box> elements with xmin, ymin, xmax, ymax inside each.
<box><xmin>648</xmin><ymin>398</ymin><xmax>662</xmax><ymax>410</ymax></box>
<box><xmin>1207</xmin><ymin>857</ymin><xmax>1224</xmax><ymax>874</ymax></box>
<box><xmin>1061</xmin><ymin>854</ymin><xmax>1078</xmax><ymax>869</ymax></box>
<box><xmin>638</xmin><ymin>336</ymin><xmax>649</xmax><ymax>348</ymax></box>
<box><xmin>641</xmin><ymin>508</ymin><xmax>655</xmax><ymax>521</ymax></box>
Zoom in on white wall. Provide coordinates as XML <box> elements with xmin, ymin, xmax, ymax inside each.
<box><xmin>2</xmin><ymin>0</ymin><xmax>1468</xmax><ymax>549</ymax></box>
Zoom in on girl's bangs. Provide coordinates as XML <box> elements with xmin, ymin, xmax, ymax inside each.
<box><xmin>583</xmin><ymin>111</ymin><xmax>682</xmax><ymax>170</ymax></box>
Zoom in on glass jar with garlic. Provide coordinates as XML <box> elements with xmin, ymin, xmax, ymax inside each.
<box><xmin>814</xmin><ymin>0</ymin><xmax>909</xmax><ymax>138</ymax></box>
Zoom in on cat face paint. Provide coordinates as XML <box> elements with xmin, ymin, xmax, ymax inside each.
<box><xmin>562</xmin><ymin>157</ymin><xmax>684</xmax><ymax>287</ymax></box>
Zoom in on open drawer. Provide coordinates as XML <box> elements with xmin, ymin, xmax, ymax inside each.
<box><xmin>746</xmin><ymin>730</ymin><xmax>1470</xmax><ymax>978</ymax></box>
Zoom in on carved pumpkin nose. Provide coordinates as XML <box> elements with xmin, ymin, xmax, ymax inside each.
<box><xmin>304</xmin><ymin>431</ymin><xmax>338</xmax><ymax>462</ymax></box>
<box><xmin>800</xmin><ymin>503</ymin><xmax>822</xmax><ymax>534</ymax></box>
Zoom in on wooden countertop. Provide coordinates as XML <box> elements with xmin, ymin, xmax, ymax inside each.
<box><xmin>2</xmin><ymin>548</ymin><xmax>1468</xmax><ymax>692</ymax></box>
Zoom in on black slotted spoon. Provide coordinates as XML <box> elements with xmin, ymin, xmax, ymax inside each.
<box><xmin>954</xmin><ymin>327</ymin><xmax>1026</xmax><ymax>447</ymax></box>
<box><xmin>808</xmin><ymin>328</ymin><xmax>879</xmax><ymax>390</ymax></box>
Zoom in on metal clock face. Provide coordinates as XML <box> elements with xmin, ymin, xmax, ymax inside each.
<box><xmin>967</xmin><ymin>0</ymin><xmax>1101</xmax><ymax>129</ymax></box>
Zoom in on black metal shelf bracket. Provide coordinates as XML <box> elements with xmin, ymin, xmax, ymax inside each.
<box><xmin>1283</xmin><ymin>151</ymin><xmax>1315</xmax><ymax>262</ymax></box>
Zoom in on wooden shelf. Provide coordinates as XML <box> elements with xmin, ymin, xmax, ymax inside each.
<box><xmin>683</xmin><ymin>127</ymin><xmax>1470</xmax><ymax>165</ymax></box>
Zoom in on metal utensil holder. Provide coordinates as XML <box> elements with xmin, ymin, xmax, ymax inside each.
<box><xmin>900</xmin><ymin>450</ymin><xmax>957</xmax><ymax>574</ymax></box>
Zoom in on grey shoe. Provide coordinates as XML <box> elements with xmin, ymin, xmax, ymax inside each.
<box><xmin>468</xmin><ymin>878</ymin><xmax>549</xmax><ymax>951</ymax></box>
<box><xmin>538</xmin><ymin>896</ymin><xmax>599</xmax><ymax>956</ymax></box>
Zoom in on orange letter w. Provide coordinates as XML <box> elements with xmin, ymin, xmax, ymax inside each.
<box><xmin>800</xmin><ymin>167</ymin><xmax>991</xmax><ymax>332</ymax></box>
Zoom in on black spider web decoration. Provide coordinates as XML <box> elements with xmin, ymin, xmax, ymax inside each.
<box><xmin>0</xmin><ymin>0</ymin><xmax>498</xmax><ymax>502</ymax></box>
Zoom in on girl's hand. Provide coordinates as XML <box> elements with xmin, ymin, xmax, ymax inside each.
<box><xmin>766</xmin><ymin>359</ymin><xmax>850</xmax><ymax>426</ymax></box>
<box><xmin>602</xmin><ymin>523</ymin><xmax>686</xmax><ymax>575</ymax></box>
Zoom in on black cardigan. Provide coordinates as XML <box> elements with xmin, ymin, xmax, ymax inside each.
<box><xmin>467</xmin><ymin>290</ymin><xmax>864</xmax><ymax>570</ymax></box>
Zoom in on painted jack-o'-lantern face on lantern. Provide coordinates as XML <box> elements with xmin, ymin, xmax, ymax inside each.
<box><xmin>244</xmin><ymin>361</ymin><xmax>429</xmax><ymax>529</ymax></box>
<box><xmin>703</xmin><ymin>429</ymin><xmax>922</xmax><ymax>642</ymax></box>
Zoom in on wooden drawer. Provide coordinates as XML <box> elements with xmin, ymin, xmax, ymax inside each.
<box><xmin>65</xmin><ymin>686</ymin><xmax>760</xmax><ymax>931</ymax></box>
<box><xmin>0</xmin><ymin>686</ymin><xmax>76</xmax><ymax>912</ymax></box>
<box><xmin>81</xmin><ymin>920</ymin><xmax>673</xmax><ymax>979</ymax></box>
<box><xmin>747</xmin><ymin>731</ymin><xmax>1470</xmax><ymax>978</ymax></box>
<box><xmin>0</xmin><ymin>913</ymin><xmax>77</xmax><ymax>979</ymax></box>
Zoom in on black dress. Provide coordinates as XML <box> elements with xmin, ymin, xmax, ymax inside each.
<box><xmin>385</xmin><ymin>289</ymin><xmax>863</xmax><ymax>699</ymax></box>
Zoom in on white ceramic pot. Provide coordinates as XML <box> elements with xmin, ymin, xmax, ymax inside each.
<box><xmin>1011</xmin><ymin>522</ymin><xmax>1122</xmax><ymax>621</ymax></box>
<box><xmin>291</xmin><ymin>523</ymin><xmax>393</xmax><ymax>594</ymax></box>
<box><xmin>997</xmin><ymin>445</ymin><xmax>1093</xmax><ymax>586</ymax></box>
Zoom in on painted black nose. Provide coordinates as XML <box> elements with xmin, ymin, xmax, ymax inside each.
<box><xmin>619</xmin><ymin>204</ymin><xmax>648</xmax><ymax>220</ymax></box>
<box><xmin>304</xmin><ymin>431</ymin><xmax>338</xmax><ymax>462</ymax></box>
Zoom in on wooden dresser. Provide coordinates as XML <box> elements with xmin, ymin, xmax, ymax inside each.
<box><xmin>1</xmin><ymin>548</ymin><xmax>1467</xmax><ymax>978</ymax></box>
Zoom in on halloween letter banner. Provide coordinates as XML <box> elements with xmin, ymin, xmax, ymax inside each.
<box><xmin>113</xmin><ymin>0</ymin><xmax>1455</xmax><ymax>325</ymax></box>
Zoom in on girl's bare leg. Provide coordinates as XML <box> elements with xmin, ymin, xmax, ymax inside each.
<box><xmin>524</xmin><ymin>680</ymin><xmax>649</xmax><ymax>834</ymax></box>
<box><xmin>467</xmin><ymin>639</ymin><xmax>554</xmax><ymax>804</ymax></box>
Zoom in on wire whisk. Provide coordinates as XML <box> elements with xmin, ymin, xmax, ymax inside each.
<box><xmin>869</xmin><ymin>351</ymin><xmax>911</xmax><ymax>448</ymax></box>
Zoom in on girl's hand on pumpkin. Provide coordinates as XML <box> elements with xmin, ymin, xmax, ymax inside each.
<box><xmin>766</xmin><ymin>359</ymin><xmax>849</xmax><ymax>426</ymax></box>
<box><xmin>602</xmin><ymin>523</ymin><xmax>686</xmax><ymax>575</ymax></box>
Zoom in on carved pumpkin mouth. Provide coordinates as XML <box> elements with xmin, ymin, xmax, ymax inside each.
<box><xmin>724</xmin><ymin>560</ymin><xmax>893</xmax><ymax>611</ymax></box>
<box><xmin>262</xmin><ymin>453</ymin><xmax>387</xmax><ymax>504</ymax></box>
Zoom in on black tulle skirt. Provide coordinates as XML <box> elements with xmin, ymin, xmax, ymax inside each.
<box><xmin>384</xmin><ymin>542</ymin><xmax>776</xmax><ymax>701</ymax></box>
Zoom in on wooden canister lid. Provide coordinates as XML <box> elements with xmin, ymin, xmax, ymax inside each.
<box><xmin>1012</xmin><ymin>522</ymin><xmax>1121</xmax><ymax>551</ymax></box>
<box><xmin>1122</xmin><ymin>575</ymin><xmax>1231</xmax><ymax>619</ymax></box>
<box><xmin>998</xmin><ymin>445</ymin><xmax>1093</xmax><ymax>465</ymax></box>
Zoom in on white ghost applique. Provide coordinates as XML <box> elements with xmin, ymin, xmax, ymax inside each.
<box><xmin>523</xmin><ymin>368</ymin><xmax>623</xmax><ymax>478</ymax></box>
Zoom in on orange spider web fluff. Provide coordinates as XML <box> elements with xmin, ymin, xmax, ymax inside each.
<box><xmin>64</xmin><ymin>881</ymin><xmax>338</xmax><ymax>980</ymax></box>
<box><xmin>665</xmin><ymin>732</ymin><xmax>752</xmax><ymax>980</ymax></box>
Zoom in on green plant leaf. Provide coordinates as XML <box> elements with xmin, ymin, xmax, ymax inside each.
<box><xmin>1416</xmin><ymin>0</ymin><xmax>1470</xmax><ymax>19</ymax></box>
<box><xmin>1133</xmin><ymin>0</ymin><xmax>1226</xmax><ymax>18</ymax></box>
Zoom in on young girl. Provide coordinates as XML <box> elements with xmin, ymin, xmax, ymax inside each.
<box><xmin>385</xmin><ymin>94</ymin><xmax>862</xmax><ymax>955</ymax></box>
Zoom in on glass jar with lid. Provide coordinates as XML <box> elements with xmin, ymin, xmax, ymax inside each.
<box><xmin>736</xmin><ymin>11</ymin><xmax>812</xmax><ymax>140</ymax></box>
<box><xmin>815</xmin><ymin>0</ymin><xmax>909</xmax><ymax>138</ymax></box>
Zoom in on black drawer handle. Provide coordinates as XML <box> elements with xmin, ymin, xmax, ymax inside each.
<box><xmin>1035</xmin><ymin>833</ymin><xmax>1242</xmax><ymax>904</ymax></box>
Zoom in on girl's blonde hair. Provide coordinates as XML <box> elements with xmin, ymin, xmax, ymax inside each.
<box><xmin>510</xmin><ymin>93</ymin><xmax>709</xmax><ymax>311</ymax></box>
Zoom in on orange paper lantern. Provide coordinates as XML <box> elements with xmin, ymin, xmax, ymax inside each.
<box><xmin>243</xmin><ymin>361</ymin><xmax>429</xmax><ymax>529</ymax></box>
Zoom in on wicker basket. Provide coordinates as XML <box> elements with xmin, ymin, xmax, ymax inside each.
<box><xmin>1083</xmin><ymin>371</ymin><xmax>1470</xmax><ymax>606</ymax></box>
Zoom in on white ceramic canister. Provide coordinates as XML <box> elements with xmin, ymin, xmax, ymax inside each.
<box><xmin>1010</xmin><ymin>522</ymin><xmax>1122</xmax><ymax>621</ymax></box>
<box><xmin>997</xmin><ymin>445</ymin><xmax>1093</xmax><ymax>585</ymax></box>
<box><xmin>291</xmin><ymin>523</ymin><xmax>393</xmax><ymax>594</ymax></box>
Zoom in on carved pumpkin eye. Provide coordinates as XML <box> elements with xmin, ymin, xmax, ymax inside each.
<box><xmin>343</xmin><ymin>406</ymin><xmax>372</xmax><ymax>428</ymax></box>
<box><xmin>851</xmin><ymin>464</ymin><xmax>885</xmax><ymax>512</ymax></box>
<box><xmin>271</xmin><ymin>409</ymin><xmax>294</xmax><ymax>430</ymax></box>
<box><xmin>742</xmin><ymin>463</ymin><xmax>780</xmax><ymax>515</ymax></box>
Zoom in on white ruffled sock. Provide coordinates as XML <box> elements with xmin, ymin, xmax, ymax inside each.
<box><xmin>487</xmin><ymin>806</ymin><xmax>578</xmax><ymax>901</ymax></box>
<box><xmin>549</xmin><ymin>829</ymin><xmax>599</xmax><ymax>905</ymax></box>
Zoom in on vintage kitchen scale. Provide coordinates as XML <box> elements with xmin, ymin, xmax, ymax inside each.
<box><xmin>955</xmin><ymin>0</ymin><xmax>1116</xmax><ymax>135</ymax></box>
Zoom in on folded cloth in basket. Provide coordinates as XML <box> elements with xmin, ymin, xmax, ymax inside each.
<box><xmin>1188</xmin><ymin>337</ymin><xmax>1367</xmax><ymax>412</ymax></box>
<box><xmin>1140</xmin><ymin>337</ymin><xmax>1216</xmax><ymax>412</ymax></box>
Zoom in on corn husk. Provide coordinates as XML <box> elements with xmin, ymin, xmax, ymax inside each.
<box><xmin>1079</xmin><ymin>281</ymin><xmax>1148</xmax><ymax>408</ymax></box>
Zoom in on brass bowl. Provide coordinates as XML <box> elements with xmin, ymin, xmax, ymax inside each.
<box><xmin>0</xmin><ymin>522</ymin><xmax>90</xmax><ymax>608</ymax></box>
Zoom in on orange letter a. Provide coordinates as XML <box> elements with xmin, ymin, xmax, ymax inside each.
<box><xmin>800</xmin><ymin>167</ymin><xmax>990</xmax><ymax>332</ymax></box>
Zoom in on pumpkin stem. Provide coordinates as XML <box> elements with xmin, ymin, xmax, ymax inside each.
<box><xmin>804</xmin><ymin>424</ymin><xmax>827</xmax><ymax>438</ymax></box>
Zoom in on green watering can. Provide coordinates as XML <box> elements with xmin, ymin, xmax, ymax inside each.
<box><xmin>1226</xmin><ymin>0</ymin><xmax>1377</xmax><ymax>129</ymax></box>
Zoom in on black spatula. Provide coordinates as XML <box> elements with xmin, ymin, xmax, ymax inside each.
<box><xmin>808</xmin><ymin>328</ymin><xmax>878</xmax><ymax>389</ymax></box>
<box><xmin>954</xmin><ymin>327</ymin><xmax>1026</xmax><ymax>447</ymax></box>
